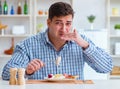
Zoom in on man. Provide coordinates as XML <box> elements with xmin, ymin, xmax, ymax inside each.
<box><xmin>2</xmin><ymin>2</ymin><xmax>113</xmax><ymax>80</ymax></box>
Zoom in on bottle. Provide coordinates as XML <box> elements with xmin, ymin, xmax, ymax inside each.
<box><xmin>17</xmin><ymin>1</ymin><xmax>22</xmax><ymax>14</ymax></box>
<box><xmin>10</xmin><ymin>5</ymin><xmax>14</xmax><ymax>15</ymax></box>
<box><xmin>24</xmin><ymin>0</ymin><xmax>28</xmax><ymax>14</ymax></box>
<box><xmin>0</xmin><ymin>0</ymin><xmax>2</xmax><ymax>14</ymax></box>
<box><xmin>3</xmin><ymin>0</ymin><xmax>8</xmax><ymax>15</ymax></box>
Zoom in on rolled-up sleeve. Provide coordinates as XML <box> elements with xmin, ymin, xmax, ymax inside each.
<box><xmin>82</xmin><ymin>35</ymin><xmax>113</xmax><ymax>73</ymax></box>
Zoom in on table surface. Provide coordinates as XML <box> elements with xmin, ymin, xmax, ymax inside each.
<box><xmin>0</xmin><ymin>79</ymin><xmax>120</xmax><ymax>89</ymax></box>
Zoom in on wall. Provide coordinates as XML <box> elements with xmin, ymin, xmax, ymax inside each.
<box><xmin>73</xmin><ymin>0</ymin><xmax>107</xmax><ymax>30</ymax></box>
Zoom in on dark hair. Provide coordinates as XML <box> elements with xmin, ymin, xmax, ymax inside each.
<box><xmin>48</xmin><ymin>2</ymin><xmax>74</xmax><ymax>20</ymax></box>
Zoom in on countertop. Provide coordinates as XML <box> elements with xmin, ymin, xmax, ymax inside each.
<box><xmin>0</xmin><ymin>79</ymin><xmax>120</xmax><ymax>89</ymax></box>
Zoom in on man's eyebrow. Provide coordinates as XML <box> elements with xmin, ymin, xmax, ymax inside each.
<box><xmin>55</xmin><ymin>20</ymin><xmax>62</xmax><ymax>22</ymax></box>
<box><xmin>55</xmin><ymin>20</ymin><xmax>72</xmax><ymax>23</ymax></box>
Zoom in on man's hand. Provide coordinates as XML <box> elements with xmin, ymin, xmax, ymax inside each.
<box><xmin>26</xmin><ymin>59</ymin><xmax>44</xmax><ymax>75</ymax></box>
<box><xmin>61</xmin><ymin>29</ymin><xmax>89</xmax><ymax>49</ymax></box>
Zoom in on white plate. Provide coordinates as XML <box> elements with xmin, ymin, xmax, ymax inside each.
<box><xmin>44</xmin><ymin>77</ymin><xmax>76</xmax><ymax>82</ymax></box>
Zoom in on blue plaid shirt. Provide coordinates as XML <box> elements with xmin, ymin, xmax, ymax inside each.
<box><xmin>2</xmin><ymin>30</ymin><xmax>113</xmax><ymax>80</ymax></box>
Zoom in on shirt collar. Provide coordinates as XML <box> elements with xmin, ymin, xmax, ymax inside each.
<box><xmin>44</xmin><ymin>29</ymin><xmax>51</xmax><ymax>44</ymax></box>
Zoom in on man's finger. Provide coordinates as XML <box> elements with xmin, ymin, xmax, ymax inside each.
<box><xmin>33</xmin><ymin>60</ymin><xmax>41</xmax><ymax>69</ymax></box>
<box><xmin>36</xmin><ymin>60</ymin><xmax>45</xmax><ymax>67</ymax></box>
<box><xmin>74</xmin><ymin>29</ymin><xmax>77</xmax><ymax>34</ymax></box>
<box><xmin>30</xmin><ymin>61</ymin><xmax>38</xmax><ymax>71</ymax></box>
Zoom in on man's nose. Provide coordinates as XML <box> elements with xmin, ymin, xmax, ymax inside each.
<box><xmin>61</xmin><ymin>24</ymin><xmax>66</xmax><ymax>31</ymax></box>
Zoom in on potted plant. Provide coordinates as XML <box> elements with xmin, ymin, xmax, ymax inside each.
<box><xmin>36</xmin><ymin>23</ymin><xmax>44</xmax><ymax>33</ymax></box>
<box><xmin>114</xmin><ymin>24</ymin><xmax>120</xmax><ymax>35</ymax></box>
<box><xmin>87</xmin><ymin>15</ymin><xmax>96</xmax><ymax>30</ymax></box>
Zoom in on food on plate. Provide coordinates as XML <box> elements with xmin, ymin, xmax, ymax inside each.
<box><xmin>47</xmin><ymin>73</ymin><xmax>79</xmax><ymax>79</ymax></box>
<box><xmin>47</xmin><ymin>74</ymin><xmax>65</xmax><ymax>79</ymax></box>
<box><xmin>54</xmin><ymin>74</ymin><xmax>65</xmax><ymax>79</ymax></box>
<box><xmin>63</xmin><ymin>73</ymin><xmax>79</xmax><ymax>79</ymax></box>
<box><xmin>48</xmin><ymin>74</ymin><xmax>53</xmax><ymax>78</ymax></box>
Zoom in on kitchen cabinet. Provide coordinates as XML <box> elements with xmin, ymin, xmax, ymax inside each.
<box><xmin>0</xmin><ymin>0</ymin><xmax>32</xmax><ymax>56</ymax></box>
<box><xmin>0</xmin><ymin>0</ymin><xmax>32</xmax><ymax>74</ymax></box>
<box><xmin>0</xmin><ymin>0</ymin><xmax>73</xmax><ymax>76</ymax></box>
<box><xmin>0</xmin><ymin>0</ymin><xmax>111</xmax><ymax>80</ymax></box>
<box><xmin>107</xmin><ymin>0</ymin><xmax>120</xmax><ymax>79</ymax></box>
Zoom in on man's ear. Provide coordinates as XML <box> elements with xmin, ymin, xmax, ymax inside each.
<box><xmin>47</xmin><ymin>19</ymin><xmax>51</xmax><ymax>26</ymax></box>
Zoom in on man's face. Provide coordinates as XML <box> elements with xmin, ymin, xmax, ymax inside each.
<box><xmin>47</xmin><ymin>15</ymin><xmax>73</xmax><ymax>40</ymax></box>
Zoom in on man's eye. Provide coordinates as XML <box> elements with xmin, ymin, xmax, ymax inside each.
<box><xmin>66</xmin><ymin>23</ymin><xmax>71</xmax><ymax>26</ymax></box>
<box><xmin>55</xmin><ymin>22</ymin><xmax>62</xmax><ymax>25</ymax></box>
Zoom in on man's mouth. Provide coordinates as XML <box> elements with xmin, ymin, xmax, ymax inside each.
<box><xmin>59</xmin><ymin>33</ymin><xmax>64</xmax><ymax>36</ymax></box>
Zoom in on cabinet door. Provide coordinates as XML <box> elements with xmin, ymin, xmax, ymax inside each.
<box><xmin>0</xmin><ymin>0</ymin><xmax>32</xmax><ymax>76</ymax></box>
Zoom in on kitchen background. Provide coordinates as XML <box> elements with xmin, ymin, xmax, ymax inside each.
<box><xmin>0</xmin><ymin>0</ymin><xmax>120</xmax><ymax>80</ymax></box>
